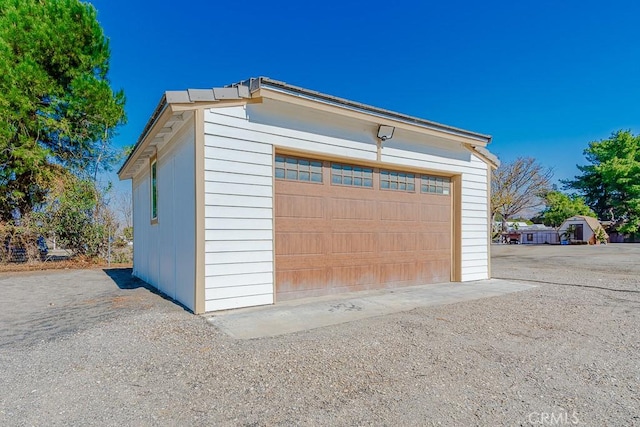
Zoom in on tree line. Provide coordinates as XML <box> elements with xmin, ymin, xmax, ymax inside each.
<box><xmin>492</xmin><ymin>130</ymin><xmax>640</xmax><ymax>236</ymax></box>
<box><xmin>0</xmin><ymin>0</ymin><xmax>127</xmax><ymax>261</ymax></box>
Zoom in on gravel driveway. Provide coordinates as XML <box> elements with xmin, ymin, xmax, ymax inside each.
<box><xmin>1</xmin><ymin>245</ymin><xmax>639</xmax><ymax>426</ymax></box>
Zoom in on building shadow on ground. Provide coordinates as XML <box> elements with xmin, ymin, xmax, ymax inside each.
<box><xmin>102</xmin><ymin>268</ymin><xmax>193</xmax><ymax>313</ymax></box>
<box><xmin>102</xmin><ymin>268</ymin><xmax>146</xmax><ymax>290</ymax></box>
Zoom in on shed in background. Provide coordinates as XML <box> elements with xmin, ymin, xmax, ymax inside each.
<box><xmin>559</xmin><ymin>215</ymin><xmax>608</xmax><ymax>244</ymax></box>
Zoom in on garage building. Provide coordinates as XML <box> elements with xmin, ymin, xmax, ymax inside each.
<box><xmin>118</xmin><ymin>77</ymin><xmax>498</xmax><ymax>313</ymax></box>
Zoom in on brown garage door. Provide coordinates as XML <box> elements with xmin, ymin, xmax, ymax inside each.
<box><xmin>275</xmin><ymin>154</ymin><xmax>451</xmax><ymax>301</ymax></box>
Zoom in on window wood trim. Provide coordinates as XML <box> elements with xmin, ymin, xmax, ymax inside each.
<box><xmin>150</xmin><ymin>154</ymin><xmax>158</xmax><ymax>225</ymax></box>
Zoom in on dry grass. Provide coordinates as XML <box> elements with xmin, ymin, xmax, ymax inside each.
<box><xmin>0</xmin><ymin>257</ymin><xmax>132</xmax><ymax>273</ymax></box>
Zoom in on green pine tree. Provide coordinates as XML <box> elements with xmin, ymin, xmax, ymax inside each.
<box><xmin>564</xmin><ymin>130</ymin><xmax>640</xmax><ymax>234</ymax></box>
<box><xmin>0</xmin><ymin>0</ymin><xmax>126</xmax><ymax>221</ymax></box>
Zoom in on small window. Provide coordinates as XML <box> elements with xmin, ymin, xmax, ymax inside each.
<box><xmin>275</xmin><ymin>155</ymin><xmax>323</xmax><ymax>183</ymax></box>
<box><xmin>150</xmin><ymin>157</ymin><xmax>158</xmax><ymax>222</ymax></box>
<box><xmin>527</xmin><ymin>233</ymin><xmax>533</xmax><ymax>242</ymax></box>
<box><xmin>331</xmin><ymin>163</ymin><xmax>373</xmax><ymax>187</ymax></box>
<box><xmin>420</xmin><ymin>175</ymin><xmax>450</xmax><ymax>195</ymax></box>
<box><xmin>381</xmin><ymin>170</ymin><xmax>415</xmax><ymax>192</ymax></box>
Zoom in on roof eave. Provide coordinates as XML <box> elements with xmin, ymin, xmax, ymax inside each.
<box><xmin>118</xmin><ymin>86</ymin><xmax>253</xmax><ymax>180</ymax></box>
<box><xmin>117</xmin><ymin>94</ymin><xmax>169</xmax><ymax>178</ymax></box>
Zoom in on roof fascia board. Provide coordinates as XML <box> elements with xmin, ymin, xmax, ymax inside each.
<box><xmin>118</xmin><ymin>95</ymin><xmax>168</xmax><ymax>177</ymax></box>
<box><xmin>256</xmin><ymin>87</ymin><xmax>482</xmax><ymax>146</ymax></box>
<box><xmin>118</xmin><ymin>101</ymin><xmax>175</xmax><ymax>179</ymax></box>
<box><xmin>119</xmin><ymin>97</ymin><xmax>260</xmax><ymax>179</ymax></box>
<box><xmin>461</xmin><ymin>143</ymin><xmax>500</xmax><ymax>169</ymax></box>
<box><xmin>168</xmin><ymin>98</ymin><xmax>258</xmax><ymax>112</ymax></box>
<box><xmin>255</xmin><ymin>83</ymin><xmax>491</xmax><ymax>146</ymax></box>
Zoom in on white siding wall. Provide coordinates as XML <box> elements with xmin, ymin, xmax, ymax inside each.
<box><xmin>460</xmin><ymin>156</ymin><xmax>490</xmax><ymax>280</ymax></box>
<box><xmin>132</xmin><ymin>175</ymin><xmax>150</xmax><ymax>280</ymax></box>
<box><xmin>204</xmin><ymin>107</ymin><xmax>274</xmax><ymax>312</ymax></box>
<box><xmin>131</xmin><ymin>121</ymin><xmax>196</xmax><ymax>311</ymax></box>
<box><xmin>203</xmin><ymin>100</ymin><xmax>490</xmax><ymax>311</ymax></box>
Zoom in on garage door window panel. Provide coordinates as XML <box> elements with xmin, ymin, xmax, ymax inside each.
<box><xmin>421</xmin><ymin>175</ymin><xmax>450</xmax><ymax>195</ymax></box>
<box><xmin>331</xmin><ymin>163</ymin><xmax>373</xmax><ymax>188</ymax></box>
<box><xmin>381</xmin><ymin>170</ymin><xmax>415</xmax><ymax>192</ymax></box>
<box><xmin>275</xmin><ymin>155</ymin><xmax>323</xmax><ymax>183</ymax></box>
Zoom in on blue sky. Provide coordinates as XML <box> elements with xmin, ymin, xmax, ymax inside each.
<box><xmin>90</xmin><ymin>0</ymin><xmax>640</xmax><ymax>191</ymax></box>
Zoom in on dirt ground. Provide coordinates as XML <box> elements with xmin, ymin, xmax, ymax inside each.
<box><xmin>0</xmin><ymin>245</ymin><xmax>639</xmax><ymax>426</ymax></box>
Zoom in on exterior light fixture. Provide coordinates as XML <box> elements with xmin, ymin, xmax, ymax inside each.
<box><xmin>377</xmin><ymin>125</ymin><xmax>395</xmax><ymax>141</ymax></box>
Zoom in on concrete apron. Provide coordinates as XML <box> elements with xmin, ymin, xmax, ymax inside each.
<box><xmin>206</xmin><ymin>279</ymin><xmax>535</xmax><ymax>340</ymax></box>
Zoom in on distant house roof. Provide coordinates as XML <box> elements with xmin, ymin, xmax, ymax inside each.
<box><xmin>522</xmin><ymin>224</ymin><xmax>555</xmax><ymax>231</ymax></box>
